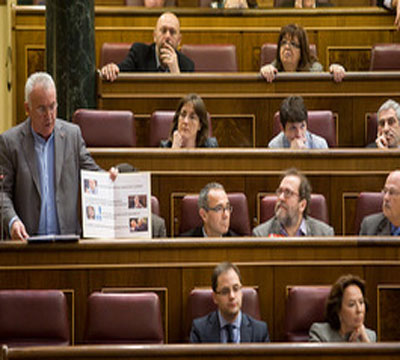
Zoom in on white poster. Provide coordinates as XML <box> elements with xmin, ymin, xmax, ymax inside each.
<box><xmin>81</xmin><ymin>170</ymin><xmax>152</xmax><ymax>239</ymax></box>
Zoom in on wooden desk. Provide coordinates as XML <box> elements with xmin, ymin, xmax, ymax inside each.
<box><xmin>89</xmin><ymin>148</ymin><xmax>398</xmax><ymax>235</ymax></box>
<box><xmin>97</xmin><ymin>72</ymin><xmax>400</xmax><ymax>147</ymax></box>
<box><xmin>4</xmin><ymin>343</ymin><xmax>400</xmax><ymax>360</ymax></box>
<box><xmin>1</xmin><ymin>238</ymin><xmax>400</xmax><ymax>342</ymax></box>
<box><xmin>13</xmin><ymin>6</ymin><xmax>400</xmax><ymax>126</ymax></box>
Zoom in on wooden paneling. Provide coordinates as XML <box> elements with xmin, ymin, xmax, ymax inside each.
<box><xmin>96</xmin><ymin>73</ymin><xmax>400</xmax><ymax>147</ymax></box>
<box><xmin>12</xmin><ymin>6</ymin><xmax>400</xmax><ymax>126</ymax></box>
<box><xmin>1</xmin><ymin>239</ymin><xmax>400</xmax><ymax>343</ymax></box>
<box><xmin>378</xmin><ymin>285</ymin><xmax>400</xmax><ymax>341</ymax></box>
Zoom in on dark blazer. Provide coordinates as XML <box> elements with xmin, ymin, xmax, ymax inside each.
<box><xmin>118</xmin><ymin>42</ymin><xmax>194</xmax><ymax>72</ymax></box>
<box><xmin>190</xmin><ymin>311</ymin><xmax>270</xmax><ymax>343</ymax></box>
<box><xmin>359</xmin><ymin>212</ymin><xmax>391</xmax><ymax>236</ymax></box>
<box><xmin>180</xmin><ymin>226</ymin><xmax>238</xmax><ymax>237</ymax></box>
<box><xmin>160</xmin><ymin>137</ymin><xmax>219</xmax><ymax>148</ymax></box>
<box><xmin>0</xmin><ymin>119</ymin><xmax>100</xmax><ymax>237</ymax></box>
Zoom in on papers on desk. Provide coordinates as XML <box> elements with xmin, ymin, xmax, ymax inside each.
<box><xmin>81</xmin><ymin>170</ymin><xmax>152</xmax><ymax>239</ymax></box>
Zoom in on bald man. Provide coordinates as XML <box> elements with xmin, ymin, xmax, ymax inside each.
<box><xmin>360</xmin><ymin>171</ymin><xmax>400</xmax><ymax>235</ymax></box>
<box><xmin>100</xmin><ymin>12</ymin><xmax>194</xmax><ymax>81</ymax></box>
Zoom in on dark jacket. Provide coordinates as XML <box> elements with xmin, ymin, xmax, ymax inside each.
<box><xmin>118</xmin><ymin>42</ymin><xmax>194</xmax><ymax>72</ymax></box>
<box><xmin>190</xmin><ymin>311</ymin><xmax>270</xmax><ymax>343</ymax></box>
<box><xmin>180</xmin><ymin>226</ymin><xmax>238</xmax><ymax>237</ymax></box>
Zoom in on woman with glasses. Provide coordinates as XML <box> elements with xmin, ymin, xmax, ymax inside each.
<box><xmin>260</xmin><ymin>24</ymin><xmax>345</xmax><ymax>83</ymax></box>
<box><xmin>309</xmin><ymin>274</ymin><xmax>376</xmax><ymax>342</ymax></box>
<box><xmin>160</xmin><ymin>93</ymin><xmax>218</xmax><ymax>148</ymax></box>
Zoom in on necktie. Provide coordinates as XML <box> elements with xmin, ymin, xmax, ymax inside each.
<box><xmin>225</xmin><ymin>323</ymin><xmax>235</xmax><ymax>343</ymax></box>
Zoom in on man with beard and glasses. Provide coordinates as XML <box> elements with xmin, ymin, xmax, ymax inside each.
<box><xmin>252</xmin><ymin>168</ymin><xmax>334</xmax><ymax>237</ymax></box>
<box><xmin>360</xmin><ymin>170</ymin><xmax>400</xmax><ymax>235</ymax></box>
<box><xmin>190</xmin><ymin>262</ymin><xmax>270</xmax><ymax>343</ymax></box>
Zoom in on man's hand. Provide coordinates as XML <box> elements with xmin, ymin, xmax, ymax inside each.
<box><xmin>395</xmin><ymin>0</ymin><xmax>400</xmax><ymax>30</ymax></box>
<box><xmin>329</xmin><ymin>64</ymin><xmax>346</xmax><ymax>83</ymax></box>
<box><xmin>11</xmin><ymin>220</ymin><xmax>29</xmax><ymax>241</ymax></box>
<box><xmin>260</xmin><ymin>64</ymin><xmax>278</xmax><ymax>83</ymax></box>
<box><xmin>376</xmin><ymin>133</ymin><xmax>389</xmax><ymax>148</ymax></box>
<box><xmin>160</xmin><ymin>43</ymin><xmax>180</xmax><ymax>74</ymax></box>
<box><xmin>100</xmin><ymin>63</ymin><xmax>120</xmax><ymax>82</ymax></box>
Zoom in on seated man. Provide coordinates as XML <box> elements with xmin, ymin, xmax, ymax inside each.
<box><xmin>180</xmin><ymin>182</ymin><xmax>237</xmax><ymax>237</ymax></box>
<box><xmin>367</xmin><ymin>99</ymin><xmax>400</xmax><ymax>149</ymax></box>
<box><xmin>377</xmin><ymin>0</ymin><xmax>400</xmax><ymax>30</ymax></box>
<box><xmin>268</xmin><ymin>96</ymin><xmax>328</xmax><ymax>149</ymax></box>
<box><xmin>190</xmin><ymin>262</ymin><xmax>270</xmax><ymax>343</ymax></box>
<box><xmin>100</xmin><ymin>12</ymin><xmax>194</xmax><ymax>81</ymax></box>
<box><xmin>359</xmin><ymin>170</ymin><xmax>400</xmax><ymax>235</ymax></box>
<box><xmin>253</xmin><ymin>168</ymin><xmax>334</xmax><ymax>237</ymax></box>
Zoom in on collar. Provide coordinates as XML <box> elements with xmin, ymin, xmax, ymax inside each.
<box><xmin>280</xmin><ymin>217</ymin><xmax>307</xmax><ymax>236</ymax></box>
<box><xmin>217</xmin><ymin>309</ymin><xmax>242</xmax><ymax>329</ymax></box>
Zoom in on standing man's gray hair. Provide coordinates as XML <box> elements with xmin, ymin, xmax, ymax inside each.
<box><xmin>25</xmin><ymin>72</ymin><xmax>55</xmax><ymax>106</ymax></box>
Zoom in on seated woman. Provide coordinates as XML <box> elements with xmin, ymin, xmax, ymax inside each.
<box><xmin>309</xmin><ymin>274</ymin><xmax>376</xmax><ymax>342</ymax></box>
<box><xmin>160</xmin><ymin>94</ymin><xmax>218</xmax><ymax>148</ymax></box>
<box><xmin>260</xmin><ymin>24</ymin><xmax>345</xmax><ymax>83</ymax></box>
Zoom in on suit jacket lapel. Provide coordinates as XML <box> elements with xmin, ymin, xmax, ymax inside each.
<box><xmin>207</xmin><ymin>311</ymin><xmax>221</xmax><ymax>342</ymax></box>
<box><xmin>240</xmin><ymin>313</ymin><xmax>252</xmax><ymax>342</ymax></box>
<box><xmin>54</xmin><ymin>120</ymin><xmax>66</xmax><ymax>189</ymax></box>
<box><xmin>377</xmin><ymin>215</ymin><xmax>391</xmax><ymax>235</ymax></box>
<box><xmin>22</xmin><ymin>120</ymin><xmax>41</xmax><ymax>196</ymax></box>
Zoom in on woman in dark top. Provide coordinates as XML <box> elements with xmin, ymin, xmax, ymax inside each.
<box><xmin>160</xmin><ymin>94</ymin><xmax>218</xmax><ymax>148</ymax></box>
<box><xmin>260</xmin><ymin>24</ymin><xmax>345</xmax><ymax>83</ymax></box>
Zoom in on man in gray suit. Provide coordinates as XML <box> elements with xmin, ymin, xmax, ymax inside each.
<box><xmin>360</xmin><ymin>170</ymin><xmax>400</xmax><ymax>236</ymax></box>
<box><xmin>0</xmin><ymin>72</ymin><xmax>118</xmax><ymax>240</ymax></box>
<box><xmin>190</xmin><ymin>262</ymin><xmax>269</xmax><ymax>343</ymax></box>
<box><xmin>253</xmin><ymin>168</ymin><xmax>334</xmax><ymax>237</ymax></box>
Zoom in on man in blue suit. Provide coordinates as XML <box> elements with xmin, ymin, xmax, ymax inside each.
<box><xmin>190</xmin><ymin>262</ymin><xmax>270</xmax><ymax>343</ymax></box>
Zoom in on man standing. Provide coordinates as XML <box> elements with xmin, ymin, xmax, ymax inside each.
<box><xmin>100</xmin><ymin>12</ymin><xmax>194</xmax><ymax>81</ymax></box>
<box><xmin>360</xmin><ymin>170</ymin><xmax>400</xmax><ymax>235</ymax></box>
<box><xmin>268</xmin><ymin>96</ymin><xmax>328</xmax><ymax>149</ymax></box>
<box><xmin>253</xmin><ymin>168</ymin><xmax>334</xmax><ymax>237</ymax></box>
<box><xmin>0</xmin><ymin>72</ymin><xmax>117</xmax><ymax>240</ymax></box>
<box><xmin>190</xmin><ymin>262</ymin><xmax>270</xmax><ymax>343</ymax></box>
<box><xmin>368</xmin><ymin>99</ymin><xmax>400</xmax><ymax>149</ymax></box>
<box><xmin>181</xmin><ymin>182</ymin><xmax>237</xmax><ymax>237</ymax></box>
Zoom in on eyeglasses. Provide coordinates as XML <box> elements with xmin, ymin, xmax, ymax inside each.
<box><xmin>204</xmin><ymin>204</ymin><xmax>233</xmax><ymax>214</ymax></box>
<box><xmin>215</xmin><ymin>284</ymin><xmax>242</xmax><ymax>296</ymax></box>
<box><xmin>276</xmin><ymin>188</ymin><xmax>299</xmax><ymax>199</ymax></box>
<box><xmin>382</xmin><ymin>187</ymin><xmax>400</xmax><ymax>197</ymax></box>
<box><xmin>280</xmin><ymin>39</ymin><xmax>301</xmax><ymax>49</ymax></box>
<box><xmin>35</xmin><ymin>102</ymin><xmax>58</xmax><ymax>116</ymax></box>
